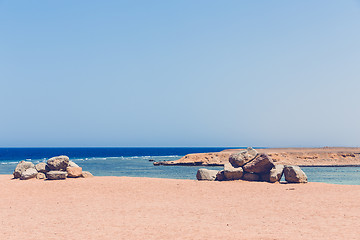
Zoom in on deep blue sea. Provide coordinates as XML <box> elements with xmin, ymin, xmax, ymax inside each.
<box><xmin>1</xmin><ymin>147</ymin><xmax>359</xmax><ymax>185</ymax></box>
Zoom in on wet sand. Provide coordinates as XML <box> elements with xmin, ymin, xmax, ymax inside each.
<box><xmin>1</xmin><ymin>175</ymin><xmax>360</xmax><ymax>240</ymax></box>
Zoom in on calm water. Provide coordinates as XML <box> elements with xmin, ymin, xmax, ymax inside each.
<box><xmin>301</xmin><ymin>166</ymin><xmax>360</xmax><ymax>185</ymax></box>
<box><xmin>1</xmin><ymin>148</ymin><xmax>359</xmax><ymax>184</ymax></box>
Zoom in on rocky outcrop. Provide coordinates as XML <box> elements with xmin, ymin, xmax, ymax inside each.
<box><xmin>242</xmin><ymin>153</ymin><xmax>274</xmax><ymax>173</ymax></box>
<box><xmin>155</xmin><ymin>147</ymin><xmax>360</xmax><ymax>167</ymax></box>
<box><xmin>81</xmin><ymin>171</ymin><xmax>94</xmax><ymax>178</ymax></box>
<box><xmin>67</xmin><ymin>167</ymin><xmax>82</xmax><ymax>178</ymax></box>
<box><xmin>196</xmin><ymin>169</ymin><xmax>218</xmax><ymax>181</ymax></box>
<box><xmin>229</xmin><ymin>147</ymin><xmax>258</xmax><ymax>167</ymax></box>
<box><xmin>259</xmin><ymin>165</ymin><xmax>285</xmax><ymax>182</ymax></box>
<box><xmin>20</xmin><ymin>168</ymin><xmax>38</xmax><ymax>180</ymax></box>
<box><xmin>269</xmin><ymin>165</ymin><xmax>285</xmax><ymax>183</ymax></box>
<box><xmin>265</xmin><ymin>148</ymin><xmax>360</xmax><ymax>166</ymax></box>
<box><xmin>35</xmin><ymin>162</ymin><xmax>50</xmax><ymax>173</ymax></box>
<box><xmin>68</xmin><ymin>161</ymin><xmax>79</xmax><ymax>168</ymax></box>
<box><xmin>260</xmin><ymin>173</ymin><xmax>271</xmax><ymax>182</ymax></box>
<box><xmin>47</xmin><ymin>156</ymin><xmax>70</xmax><ymax>171</ymax></box>
<box><xmin>196</xmin><ymin>147</ymin><xmax>307</xmax><ymax>184</ymax></box>
<box><xmin>223</xmin><ymin>162</ymin><xmax>243</xmax><ymax>180</ymax></box>
<box><xmin>284</xmin><ymin>166</ymin><xmax>308</xmax><ymax>183</ymax></box>
<box><xmin>13</xmin><ymin>161</ymin><xmax>35</xmax><ymax>179</ymax></box>
<box><xmin>13</xmin><ymin>156</ymin><xmax>93</xmax><ymax>180</ymax></box>
<box><xmin>46</xmin><ymin>171</ymin><xmax>67</xmax><ymax>180</ymax></box>
<box><xmin>242</xmin><ymin>172</ymin><xmax>260</xmax><ymax>181</ymax></box>
<box><xmin>154</xmin><ymin>152</ymin><xmax>229</xmax><ymax>166</ymax></box>
<box><xmin>36</xmin><ymin>172</ymin><xmax>46</xmax><ymax>179</ymax></box>
<box><xmin>215</xmin><ymin>170</ymin><xmax>226</xmax><ymax>181</ymax></box>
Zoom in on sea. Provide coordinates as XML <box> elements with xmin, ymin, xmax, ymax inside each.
<box><xmin>1</xmin><ymin>147</ymin><xmax>359</xmax><ymax>185</ymax></box>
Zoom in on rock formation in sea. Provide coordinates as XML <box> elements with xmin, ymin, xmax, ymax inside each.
<box><xmin>153</xmin><ymin>152</ymin><xmax>230</xmax><ymax>166</ymax></box>
<box><xmin>12</xmin><ymin>156</ymin><xmax>93</xmax><ymax>180</ymax></box>
<box><xmin>154</xmin><ymin>147</ymin><xmax>360</xmax><ymax>167</ymax></box>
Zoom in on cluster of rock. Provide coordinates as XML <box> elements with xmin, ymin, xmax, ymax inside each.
<box><xmin>196</xmin><ymin>147</ymin><xmax>308</xmax><ymax>183</ymax></box>
<box><xmin>13</xmin><ymin>155</ymin><xmax>93</xmax><ymax>180</ymax></box>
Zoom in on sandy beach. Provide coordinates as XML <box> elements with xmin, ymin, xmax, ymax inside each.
<box><xmin>1</xmin><ymin>175</ymin><xmax>359</xmax><ymax>240</ymax></box>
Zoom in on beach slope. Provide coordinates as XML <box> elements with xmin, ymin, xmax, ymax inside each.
<box><xmin>1</xmin><ymin>175</ymin><xmax>359</xmax><ymax>239</ymax></box>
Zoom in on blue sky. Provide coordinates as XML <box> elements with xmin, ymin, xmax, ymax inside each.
<box><xmin>1</xmin><ymin>0</ymin><xmax>360</xmax><ymax>147</ymax></box>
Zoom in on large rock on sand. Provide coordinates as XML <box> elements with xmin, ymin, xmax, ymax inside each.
<box><xmin>229</xmin><ymin>147</ymin><xmax>258</xmax><ymax>167</ymax></box>
<box><xmin>35</xmin><ymin>162</ymin><xmax>50</xmax><ymax>173</ymax></box>
<box><xmin>260</xmin><ymin>165</ymin><xmax>284</xmax><ymax>183</ymax></box>
<box><xmin>81</xmin><ymin>171</ymin><xmax>94</xmax><ymax>178</ymax></box>
<box><xmin>223</xmin><ymin>162</ymin><xmax>243</xmax><ymax>180</ymax></box>
<box><xmin>47</xmin><ymin>156</ymin><xmax>69</xmax><ymax>171</ymax></box>
<box><xmin>13</xmin><ymin>161</ymin><xmax>35</xmax><ymax>179</ymax></box>
<box><xmin>215</xmin><ymin>170</ymin><xmax>226</xmax><ymax>181</ymax></box>
<box><xmin>20</xmin><ymin>168</ymin><xmax>38</xmax><ymax>180</ymax></box>
<box><xmin>68</xmin><ymin>161</ymin><xmax>79</xmax><ymax>168</ymax></box>
<box><xmin>284</xmin><ymin>165</ymin><xmax>308</xmax><ymax>183</ymax></box>
<box><xmin>196</xmin><ymin>168</ymin><xmax>218</xmax><ymax>181</ymax></box>
<box><xmin>46</xmin><ymin>171</ymin><xmax>67</xmax><ymax>180</ymax></box>
<box><xmin>242</xmin><ymin>172</ymin><xmax>260</xmax><ymax>181</ymax></box>
<box><xmin>242</xmin><ymin>153</ymin><xmax>275</xmax><ymax>174</ymax></box>
<box><xmin>269</xmin><ymin>165</ymin><xmax>284</xmax><ymax>183</ymax></box>
<box><xmin>36</xmin><ymin>172</ymin><xmax>46</xmax><ymax>180</ymax></box>
<box><xmin>66</xmin><ymin>167</ymin><xmax>82</xmax><ymax>178</ymax></box>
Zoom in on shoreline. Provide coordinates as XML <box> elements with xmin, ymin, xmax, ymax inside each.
<box><xmin>3</xmin><ymin>174</ymin><xmax>359</xmax><ymax>186</ymax></box>
<box><xmin>1</xmin><ymin>175</ymin><xmax>360</xmax><ymax>239</ymax></box>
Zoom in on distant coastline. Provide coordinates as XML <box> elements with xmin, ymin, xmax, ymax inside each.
<box><xmin>153</xmin><ymin>147</ymin><xmax>360</xmax><ymax>167</ymax></box>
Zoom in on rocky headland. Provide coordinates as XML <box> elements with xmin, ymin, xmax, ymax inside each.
<box><xmin>153</xmin><ymin>147</ymin><xmax>360</xmax><ymax>167</ymax></box>
<box><xmin>195</xmin><ymin>147</ymin><xmax>308</xmax><ymax>183</ymax></box>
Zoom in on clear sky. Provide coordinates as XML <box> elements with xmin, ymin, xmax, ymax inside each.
<box><xmin>1</xmin><ymin>0</ymin><xmax>360</xmax><ymax>147</ymax></box>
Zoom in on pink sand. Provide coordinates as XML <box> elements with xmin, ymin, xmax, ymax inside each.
<box><xmin>1</xmin><ymin>175</ymin><xmax>359</xmax><ymax>239</ymax></box>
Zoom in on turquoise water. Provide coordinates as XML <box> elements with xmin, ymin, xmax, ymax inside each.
<box><xmin>1</xmin><ymin>155</ymin><xmax>359</xmax><ymax>184</ymax></box>
<box><xmin>301</xmin><ymin>166</ymin><xmax>360</xmax><ymax>185</ymax></box>
<box><xmin>1</xmin><ymin>148</ymin><xmax>359</xmax><ymax>184</ymax></box>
